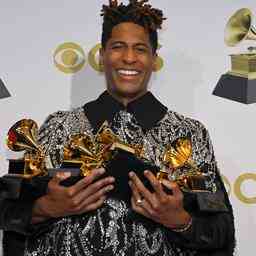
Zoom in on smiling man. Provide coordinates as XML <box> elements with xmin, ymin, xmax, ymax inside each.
<box><xmin>1</xmin><ymin>1</ymin><xmax>235</xmax><ymax>256</ymax></box>
<box><xmin>101</xmin><ymin>21</ymin><xmax>157</xmax><ymax>104</ymax></box>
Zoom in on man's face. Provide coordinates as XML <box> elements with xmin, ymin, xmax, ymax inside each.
<box><xmin>101</xmin><ymin>22</ymin><xmax>157</xmax><ymax>99</ymax></box>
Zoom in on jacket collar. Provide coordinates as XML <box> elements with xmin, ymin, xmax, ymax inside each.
<box><xmin>83</xmin><ymin>90</ymin><xmax>167</xmax><ymax>133</ymax></box>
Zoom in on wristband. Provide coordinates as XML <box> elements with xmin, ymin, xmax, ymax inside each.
<box><xmin>171</xmin><ymin>217</ymin><xmax>192</xmax><ymax>233</ymax></box>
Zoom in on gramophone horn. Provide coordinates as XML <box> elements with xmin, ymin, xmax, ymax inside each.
<box><xmin>225</xmin><ymin>8</ymin><xmax>256</xmax><ymax>46</ymax></box>
<box><xmin>7</xmin><ymin>119</ymin><xmax>40</xmax><ymax>152</ymax></box>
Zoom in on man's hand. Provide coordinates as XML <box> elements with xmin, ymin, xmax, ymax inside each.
<box><xmin>32</xmin><ymin>168</ymin><xmax>114</xmax><ymax>223</ymax></box>
<box><xmin>129</xmin><ymin>170</ymin><xmax>191</xmax><ymax>229</ymax></box>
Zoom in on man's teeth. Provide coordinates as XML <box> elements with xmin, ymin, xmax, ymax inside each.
<box><xmin>118</xmin><ymin>70</ymin><xmax>139</xmax><ymax>76</ymax></box>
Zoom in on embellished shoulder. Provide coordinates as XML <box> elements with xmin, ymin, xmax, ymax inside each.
<box><xmin>162</xmin><ymin>110</ymin><xmax>206</xmax><ymax>134</ymax></box>
<box><xmin>163</xmin><ymin>110</ymin><xmax>215</xmax><ymax>166</ymax></box>
<box><xmin>38</xmin><ymin>107</ymin><xmax>92</xmax><ymax>167</ymax></box>
<box><xmin>143</xmin><ymin>110</ymin><xmax>217</xmax><ymax>192</ymax></box>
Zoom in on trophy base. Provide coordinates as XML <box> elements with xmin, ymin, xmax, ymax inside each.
<box><xmin>0</xmin><ymin>159</ymin><xmax>81</xmax><ymax>200</ymax></box>
<box><xmin>0</xmin><ymin>78</ymin><xmax>11</xmax><ymax>99</ymax></box>
<box><xmin>212</xmin><ymin>73</ymin><xmax>256</xmax><ymax>104</ymax></box>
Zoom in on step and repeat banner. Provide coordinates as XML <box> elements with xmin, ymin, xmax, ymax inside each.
<box><xmin>0</xmin><ymin>1</ymin><xmax>256</xmax><ymax>255</ymax></box>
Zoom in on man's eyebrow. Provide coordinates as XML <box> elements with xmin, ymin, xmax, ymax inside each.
<box><xmin>110</xmin><ymin>41</ymin><xmax>125</xmax><ymax>45</ymax></box>
<box><xmin>110</xmin><ymin>41</ymin><xmax>150</xmax><ymax>48</ymax></box>
<box><xmin>134</xmin><ymin>43</ymin><xmax>150</xmax><ymax>48</ymax></box>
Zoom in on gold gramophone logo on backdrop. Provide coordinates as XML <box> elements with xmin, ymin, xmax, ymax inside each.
<box><xmin>213</xmin><ymin>8</ymin><xmax>256</xmax><ymax>104</ymax></box>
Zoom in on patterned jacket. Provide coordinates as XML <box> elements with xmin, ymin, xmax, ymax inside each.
<box><xmin>1</xmin><ymin>91</ymin><xmax>235</xmax><ymax>256</ymax></box>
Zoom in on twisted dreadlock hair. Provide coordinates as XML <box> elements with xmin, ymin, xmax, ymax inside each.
<box><xmin>101</xmin><ymin>0</ymin><xmax>166</xmax><ymax>53</ymax></box>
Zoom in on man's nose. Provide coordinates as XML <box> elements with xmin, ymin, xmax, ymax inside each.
<box><xmin>122</xmin><ymin>48</ymin><xmax>137</xmax><ymax>64</ymax></box>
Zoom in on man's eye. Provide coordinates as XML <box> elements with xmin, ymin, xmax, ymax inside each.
<box><xmin>136</xmin><ymin>47</ymin><xmax>147</xmax><ymax>53</ymax></box>
<box><xmin>111</xmin><ymin>45</ymin><xmax>123</xmax><ymax>49</ymax></box>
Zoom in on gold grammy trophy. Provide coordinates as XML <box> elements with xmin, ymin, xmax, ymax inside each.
<box><xmin>213</xmin><ymin>8</ymin><xmax>256</xmax><ymax>104</ymax></box>
<box><xmin>0</xmin><ymin>119</ymin><xmax>49</xmax><ymax>199</ymax></box>
<box><xmin>6</xmin><ymin>119</ymin><xmax>47</xmax><ymax>177</ymax></box>
<box><xmin>63</xmin><ymin>125</ymin><xmax>211</xmax><ymax>194</ymax></box>
<box><xmin>0</xmin><ymin>119</ymin><xmax>211</xmax><ymax>201</ymax></box>
<box><xmin>158</xmin><ymin>137</ymin><xmax>211</xmax><ymax>193</ymax></box>
<box><xmin>62</xmin><ymin>121</ymin><xmax>143</xmax><ymax>177</ymax></box>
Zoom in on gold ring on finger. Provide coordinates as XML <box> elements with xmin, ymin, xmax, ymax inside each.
<box><xmin>136</xmin><ymin>198</ymin><xmax>143</xmax><ymax>206</ymax></box>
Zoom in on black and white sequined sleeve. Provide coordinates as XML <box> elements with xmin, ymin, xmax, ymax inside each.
<box><xmin>166</xmin><ymin>124</ymin><xmax>235</xmax><ymax>256</ymax></box>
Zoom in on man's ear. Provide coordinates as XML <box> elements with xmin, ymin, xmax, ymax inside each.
<box><xmin>99</xmin><ymin>48</ymin><xmax>103</xmax><ymax>64</ymax></box>
<box><xmin>99</xmin><ymin>48</ymin><xmax>104</xmax><ymax>71</ymax></box>
<box><xmin>152</xmin><ymin>53</ymin><xmax>158</xmax><ymax>72</ymax></box>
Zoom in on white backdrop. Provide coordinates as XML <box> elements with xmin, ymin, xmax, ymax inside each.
<box><xmin>1</xmin><ymin>1</ymin><xmax>256</xmax><ymax>255</ymax></box>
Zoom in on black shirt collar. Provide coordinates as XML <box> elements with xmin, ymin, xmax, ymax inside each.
<box><xmin>83</xmin><ymin>91</ymin><xmax>167</xmax><ymax>133</ymax></box>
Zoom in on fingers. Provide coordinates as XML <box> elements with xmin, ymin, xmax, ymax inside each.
<box><xmin>129</xmin><ymin>180</ymin><xmax>155</xmax><ymax>217</ymax></box>
<box><xmin>70</xmin><ymin>195</ymin><xmax>107</xmax><ymax>215</ymax></box>
<box><xmin>81</xmin><ymin>196</ymin><xmax>106</xmax><ymax>213</ymax></box>
<box><xmin>162</xmin><ymin>179</ymin><xmax>182</xmax><ymax>198</ymax></box>
<box><xmin>70</xmin><ymin>175</ymin><xmax>115</xmax><ymax>214</ymax></box>
<box><xmin>48</xmin><ymin>172</ymin><xmax>72</xmax><ymax>193</ymax></box>
<box><xmin>129</xmin><ymin>173</ymin><xmax>161</xmax><ymax>216</ymax></box>
<box><xmin>128</xmin><ymin>180</ymin><xmax>142</xmax><ymax>203</ymax></box>
<box><xmin>71</xmin><ymin>168</ymin><xmax>106</xmax><ymax>194</ymax></box>
<box><xmin>82</xmin><ymin>185</ymin><xmax>113</xmax><ymax>206</ymax></box>
<box><xmin>143</xmin><ymin>171</ymin><xmax>165</xmax><ymax>198</ymax></box>
<box><xmin>73</xmin><ymin>177</ymin><xmax>115</xmax><ymax>206</ymax></box>
<box><xmin>75</xmin><ymin>181</ymin><xmax>113</xmax><ymax>212</ymax></box>
<box><xmin>48</xmin><ymin>167</ymin><xmax>114</xmax><ymax>204</ymax></box>
<box><xmin>131</xmin><ymin>196</ymin><xmax>150</xmax><ymax>218</ymax></box>
<box><xmin>49</xmin><ymin>167</ymin><xmax>104</xmax><ymax>191</ymax></box>
<box><xmin>129</xmin><ymin>172</ymin><xmax>152</xmax><ymax>202</ymax></box>
<box><xmin>50</xmin><ymin>172</ymin><xmax>71</xmax><ymax>185</ymax></box>
<box><xmin>56</xmin><ymin>168</ymin><xmax>107</xmax><ymax>198</ymax></box>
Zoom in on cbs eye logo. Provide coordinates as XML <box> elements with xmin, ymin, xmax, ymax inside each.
<box><xmin>222</xmin><ymin>173</ymin><xmax>256</xmax><ymax>204</ymax></box>
<box><xmin>53</xmin><ymin>42</ymin><xmax>164</xmax><ymax>74</ymax></box>
<box><xmin>53</xmin><ymin>42</ymin><xmax>86</xmax><ymax>74</ymax></box>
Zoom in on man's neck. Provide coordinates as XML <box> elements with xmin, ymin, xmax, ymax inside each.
<box><xmin>106</xmin><ymin>90</ymin><xmax>148</xmax><ymax>107</ymax></box>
